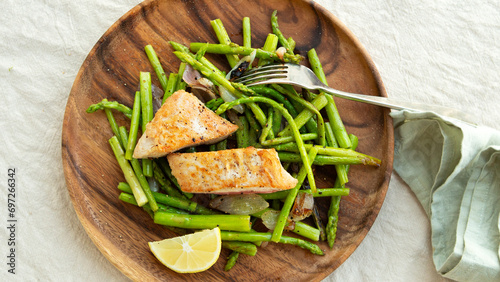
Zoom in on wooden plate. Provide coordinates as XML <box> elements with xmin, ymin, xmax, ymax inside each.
<box><xmin>62</xmin><ymin>0</ymin><xmax>393</xmax><ymax>280</ymax></box>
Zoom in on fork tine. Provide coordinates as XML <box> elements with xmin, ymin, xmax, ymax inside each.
<box><xmin>234</xmin><ymin>64</ymin><xmax>288</xmax><ymax>85</ymax></box>
<box><xmin>239</xmin><ymin>63</ymin><xmax>287</xmax><ymax>76</ymax></box>
<box><xmin>237</xmin><ymin>67</ymin><xmax>286</xmax><ymax>79</ymax></box>
<box><xmin>235</xmin><ymin>64</ymin><xmax>286</xmax><ymax>80</ymax></box>
<box><xmin>235</xmin><ymin>71</ymin><xmax>287</xmax><ymax>85</ymax></box>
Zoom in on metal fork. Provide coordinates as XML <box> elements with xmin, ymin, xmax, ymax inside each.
<box><xmin>235</xmin><ymin>63</ymin><xmax>474</xmax><ymax>124</ymax></box>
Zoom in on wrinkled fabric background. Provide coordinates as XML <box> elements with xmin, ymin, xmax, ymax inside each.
<box><xmin>391</xmin><ymin>110</ymin><xmax>500</xmax><ymax>281</ymax></box>
<box><xmin>0</xmin><ymin>0</ymin><xmax>498</xmax><ymax>281</ymax></box>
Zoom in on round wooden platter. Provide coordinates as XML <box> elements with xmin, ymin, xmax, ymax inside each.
<box><xmin>62</xmin><ymin>0</ymin><xmax>393</xmax><ymax>281</ymax></box>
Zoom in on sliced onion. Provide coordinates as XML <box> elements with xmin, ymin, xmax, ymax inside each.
<box><xmin>226</xmin><ymin>51</ymin><xmax>256</xmax><ymax>79</ymax></box>
<box><xmin>151</xmin><ymin>83</ymin><xmax>164</xmax><ymax>114</ymax></box>
<box><xmin>225</xmin><ymin>109</ymin><xmax>242</xmax><ymax>127</ymax></box>
<box><xmin>197</xmin><ymin>77</ymin><xmax>214</xmax><ymax>89</ymax></box>
<box><xmin>147</xmin><ymin>177</ymin><xmax>160</xmax><ymax>193</ymax></box>
<box><xmin>182</xmin><ymin>65</ymin><xmax>217</xmax><ymax>103</ymax></box>
<box><xmin>191</xmin><ymin>85</ymin><xmax>217</xmax><ymax>103</ymax></box>
<box><xmin>209</xmin><ymin>194</ymin><xmax>269</xmax><ymax>215</ymax></box>
<box><xmin>276</xmin><ymin>47</ymin><xmax>287</xmax><ymax>61</ymax></box>
<box><xmin>261</xmin><ymin>209</ymin><xmax>280</xmax><ymax>230</ymax></box>
<box><xmin>289</xmin><ymin>192</ymin><xmax>314</xmax><ymax>222</ymax></box>
<box><xmin>218</xmin><ymin>50</ymin><xmax>257</xmax><ymax>113</ymax></box>
<box><xmin>182</xmin><ymin>64</ymin><xmax>203</xmax><ymax>85</ymax></box>
<box><xmin>261</xmin><ymin>209</ymin><xmax>295</xmax><ymax>231</ymax></box>
<box><xmin>219</xmin><ymin>86</ymin><xmax>245</xmax><ymax>113</ymax></box>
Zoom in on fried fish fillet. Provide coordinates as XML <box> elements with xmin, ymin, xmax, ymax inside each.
<box><xmin>133</xmin><ymin>90</ymin><xmax>238</xmax><ymax>158</ymax></box>
<box><xmin>167</xmin><ymin>147</ymin><xmax>298</xmax><ymax>194</ymax></box>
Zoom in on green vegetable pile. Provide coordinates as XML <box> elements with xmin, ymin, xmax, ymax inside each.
<box><xmin>87</xmin><ymin>10</ymin><xmax>381</xmax><ymax>272</ymax></box>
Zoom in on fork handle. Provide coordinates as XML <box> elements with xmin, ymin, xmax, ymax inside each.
<box><xmin>316</xmin><ymin>85</ymin><xmax>475</xmax><ymax>124</ymax></box>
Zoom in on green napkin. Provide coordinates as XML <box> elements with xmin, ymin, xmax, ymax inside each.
<box><xmin>391</xmin><ymin>110</ymin><xmax>500</xmax><ymax>282</ymax></box>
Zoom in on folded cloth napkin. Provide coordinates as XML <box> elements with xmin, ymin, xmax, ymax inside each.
<box><xmin>391</xmin><ymin>110</ymin><xmax>500</xmax><ymax>282</ymax></box>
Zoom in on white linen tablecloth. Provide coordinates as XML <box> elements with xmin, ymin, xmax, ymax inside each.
<box><xmin>1</xmin><ymin>0</ymin><xmax>498</xmax><ymax>281</ymax></box>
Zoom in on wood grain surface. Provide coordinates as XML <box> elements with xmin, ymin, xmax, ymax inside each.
<box><xmin>62</xmin><ymin>0</ymin><xmax>394</xmax><ymax>281</ymax></box>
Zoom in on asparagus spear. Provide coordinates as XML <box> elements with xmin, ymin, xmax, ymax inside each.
<box><xmin>278</xmin><ymin>93</ymin><xmax>328</xmax><ymax>140</ymax></box>
<box><xmin>156</xmin><ymin>158</ymin><xmax>180</xmax><ymax>188</ymax></box>
<box><xmin>312</xmin><ymin>204</ymin><xmax>326</xmax><ymax>241</ymax></box>
<box><xmin>287</xmin><ymin>37</ymin><xmax>296</xmax><ymax>53</ymax></box>
<box><xmin>244</xmin><ymin>108</ymin><xmax>262</xmax><ymax>136</ymax></box>
<box><xmin>242</xmin><ymin>17</ymin><xmax>251</xmax><ymax>49</ymax></box>
<box><xmin>86</xmin><ymin>99</ymin><xmax>133</xmax><ymax>119</ymax></box>
<box><xmin>325</xmin><ymin>94</ymin><xmax>351</xmax><ymax>148</ymax></box>
<box><xmin>257</xmin><ymin>33</ymin><xmax>278</xmax><ymax>66</ymax></box>
<box><xmin>189</xmin><ymin>43</ymin><xmax>304</xmax><ymax>64</ymax></box>
<box><xmin>261</xmin><ymin>133</ymin><xmax>318</xmax><ymax>146</ymax></box>
<box><xmin>152</xmin><ymin>161</ymin><xmax>185</xmax><ymax>199</ymax></box>
<box><xmin>276</xmin><ymin>88</ymin><xmax>326</xmax><ymax>146</ymax></box>
<box><xmin>169</xmin><ymin>41</ymin><xmax>224</xmax><ymax>77</ymax></box>
<box><xmin>205</xmin><ymin>97</ymin><xmax>225</xmax><ymax>111</ymax></box>
<box><xmin>118</xmin><ymin>126</ymin><xmax>159</xmax><ymax>212</ymax></box>
<box><xmin>271</xmin><ymin>84</ymin><xmax>321</xmax><ymax>137</ymax></box>
<box><xmin>125</xmin><ymin>91</ymin><xmax>141</xmax><ymax>160</ymax></box>
<box><xmin>155</xmin><ymin>158</ymin><xmax>193</xmax><ymax>199</ymax></box>
<box><xmin>244</xmin><ymin>110</ymin><xmax>258</xmax><ymax>146</ymax></box>
<box><xmin>246</xmin><ymin>85</ymin><xmax>298</xmax><ymax>118</ymax></box>
<box><xmin>211</xmin><ymin>19</ymin><xmax>240</xmax><ymax>68</ymax></box>
<box><xmin>220</xmin><ymin>231</ymin><xmax>324</xmax><ymax>255</ymax></box>
<box><xmin>277</xmin><ymin>152</ymin><xmax>380</xmax><ymax>166</ymax></box>
<box><xmin>268</xmin><ymin>143</ymin><xmax>381</xmax><ymax>165</ymax></box>
<box><xmin>325</xmin><ymin>122</ymin><xmax>339</xmax><ymax>147</ymax></box>
<box><xmin>308</xmin><ymin>46</ymin><xmax>352</xmax><ymax>187</ymax></box>
<box><xmin>325</xmin><ymin>122</ymin><xmax>348</xmax><ymax>184</ymax></box>
<box><xmin>259</xmin><ymin>107</ymin><xmax>274</xmax><ymax>143</ymax></box>
<box><xmin>162</xmin><ymin>73</ymin><xmax>178</xmax><ymax>103</ymax></box>
<box><xmin>154</xmin><ymin>212</ymin><xmax>251</xmax><ymax>232</ymax></box>
<box><xmin>139</xmin><ymin>71</ymin><xmax>153</xmax><ymax>177</ymax></box>
<box><xmin>118</xmin><ymin>192</ymin><xmax>188</xmax><ymax>215</ymax></box>
<box><xmin>291</xmin><ymin>220</ymin><xmax>321</xmax><ymax>242</ymax></box>
<box><xmin>272</xmin><ymin>107</ymin><xmax>282</xmax><ymax>136</ymax></box>
<box><xmin>224</xmin><ymin>251</ymin><xmax>239</xmax><ymax>271</ymax></box>
<box><xmin>270</xmin><ymin>10</ymin><xmax>294</xmax><ymax>55</ymax></box>
<box><xmin>117</xmin><ymin>182</ymin><xmax>216</xmax><ymax>215</ymax></box>
<box><xmin>175</xmin><ymin>62</ymin><xmax>186</xmax><ymax>91</ymax></box>
<box><xmin>327</xmin><ymin>134</ymin><xmax>359</xmax><ymax>248</ymax></box>
<box><xmin>222</xmin><ymin>241</ymin><xmax>257</xmax><ymax>256</ymax></box>
<box><xmin>251</xmin><ymin>208</ymin><xmax>320</xmax><ymax>241</ymax></box>
<box><xmin>259</xmin><ymin>188</ymin><xmax>350</xmax><ymax>200</ymax></box>
<box><xmin>144</xmin><ymin>45</ymin><xmax>168</xmax><ymax>90</ymax></box>
<box><xmin>308</xmin><ymin>48</ymin><xmax>352</xmax><ymax>149</ymax></box>
<box><xmin>271</xmin><ymin>147</ymin><xmax>318</xmax><ymax>242</ymax></box>
<box><xmin>216</xmin><ymin>113</ymin><xmax>229</xmax><ymax>150</ymax></box>
<box><xmin>109</xmin><ymin>136</ymin><xmax>148</xmax><ymax>207</ymax></box>
<box><xmin>236</xmin><ymin>115</ymin><xmax>250</xmax><ymax>148</ymax></box>
<box><xmin>101</xmin><ymin>101</ymin><xmax>122</xmax><ymax>147</ymax></box>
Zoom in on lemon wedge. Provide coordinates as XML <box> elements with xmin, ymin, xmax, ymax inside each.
<box><xmin>149</xmin><ymin>227</ymin><xmax>222</xmax><ymax>273</ymax></box>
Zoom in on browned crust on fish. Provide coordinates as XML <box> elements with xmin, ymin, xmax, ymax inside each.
<box><xmin>133</xmin><ymin>90</ymin><xmax>238</xmax><ymax>158</ymax></box>
<box><xmin>167</xmin><ymin>147</ymin><xmax>298</xmax><ymax>194</ymax></box>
